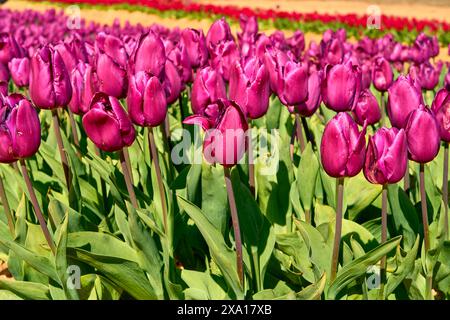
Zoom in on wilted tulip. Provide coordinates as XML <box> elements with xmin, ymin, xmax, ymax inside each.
<box><xmin>431</xmin><ymin>89</ymin><xmax>450</xmax><ymax>142</ymax></box>
<box><xmin>130</xmin><ymin>31</ymin><xmax>166</xmax><ymax>79</ymax></box>
<box><xmin>0</xmin><ymin>33</ymin><xmax>22</xmax><ymax>64</ymax></box>
<box><xmin>360</xmin><ymin>62</ymin><xmax>372</xmax><ymax>90</ymax></box>
<box><xmin>181</xmin><ymin>28</ymin><xmax>208</xmax><ymax>69</ymax></box>
<box><xmin>372</xmin><ymin>56</ymin><xmax>393</xmax><ymax>92</ymax></box>
<box><xmin>191</xmin><ymin>66</ymin><xmax>227</xmax><ymax>115</ymax></box>
<box><xmin>405</xmin><ymin>105</ymin><xmax>440</xmax><ymax>163</ymax></box>
<box><xmin>364</xmin><ymin>128</ymin><xmax>407</xmax><ymax>184</ymax></box>
<box><xmin>387</xmin><ymin>75</ymin><xmax>423</xmax><ymax>128</ymax></box>
<box><xmin>127</xmin><ymin>71</ymin><xmax>167</xmax><ymax>127</ymax></box>
<box><xmin>418</xmin><ymin>61</ymin><xmax>443</xmax><ymax>90</ymax></box>
<box><xmin>54</xmin><ymin>42</ymin><xmax>78</xmax><ymax>75</ymax></box>
<box><xmin>95</xmin><ymin>33</ymin><xmax>128</xmax><ymax>99</ymax></box>
<box><xmin>29</xmin><ymin>45</ymin><xmax>72</xmax><ymax>109</ymax></box>
<box><xmin>322</xmin><ymin>60</ymin><xmax>361</xmax><ymax>112</ymax></box>
<box><xmin>320</xmin><ymin>112</ymin><xmax>366</xmax><ymax>178</ymax></box>
<box><xmin>184</xmin><ymin>99</ymin><xmax>248</xmax><ymax>167</ymax></box>
<box><xmin>69</xmin><ymin>62</ymin><xmax>97</xmax><ymax>115</ymax></box>
<box><xmin>296</xmin><ymin>70</ymin><xmax>322</xmax><ymax>117</ymax></box>
<box><xmin>353</xmin><ymin>89</ymin><xmax>381</xmax><ymax>126</ymax></box>
<box><xmin>8</xmin><ymin>57</ymin><xmax>30</xmax><ymax>88</ymax></box>
<box><xmin>0</xmin><ymin>94</ymin><xmax>41</xmax><ymax>163</ymax></box>
<box><xmin>229</xmin><ymin>57</ymin><xmax>270</xmax><ymax>119</ymax></box>
<box><xmin>83</xmin><ymin>93</ymin><xmax>136</xmax><ymax>152</ymax></box>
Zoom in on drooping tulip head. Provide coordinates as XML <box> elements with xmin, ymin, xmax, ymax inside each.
<box><xmin>127</xmin><ymin>71</ymin><xmax>167</xmax><ymax>128</ymax></box>
<box><xmin>320</xmin><ymin>112</ymin><xmax>366</xmax><ymax>178</ymax></box>
<box><xmin>82</xmin><ymin>92</ymin><xmax>136</xmax><ymax>152</ymax></box>
<box><xmin>29</xmin><ymin>45</ymin><xmax>72</xmax><ymax>109</ymax></box>
<box><xmin>353</xmin><ymin>89</ymin><xmax>381</xmax><ymax>126</ymax></box>
<box><xmin>387</xmin><ymin>74</ymin><xmax>423</xmax><ymax>129</ymax></box>
<box><xmin>405</xmin><ymin>104</ymin><xmax>440</xmax><ymax>163</ymax></box>
<box><xmin>322</xmin><ymin>60</ymin><xmax>361</xmax><ymax>112</ymax></box>
<box><xmin>372</xmin><ymin>56</ymin><xmax>393</xmax><ymax>92</ymax></box>
<box><xmin>0</xmin><ymin>94</ymin><xmax>41</xmax><ymax>163</ymax></box>
<box><xmin>364</xmin><ymin>128</ymin><xmax>408</xmax><ymax>185</ymax></box>
<box><xmin>0</xmin><ymin>33</ymin><xmax>22</xmax><ymax>64</ymax></box>
<box><xmin>431</xmin><ymin>89</ymin><xmax>450</xmax><ymax>142</ymax></box>
<box><xmin>418</xmin><ymin>61</ymin><xmax>443</xmax><ymax>91</ymax></box>
<box><xmin>191</xmin><ymin>66</ymin><xmax>227</xmax><ymax>115</ymax></box>
<box><xmin>229</xmin><ymin>57</ymin><xmax>270</xmax><ymax>119</ymax></box>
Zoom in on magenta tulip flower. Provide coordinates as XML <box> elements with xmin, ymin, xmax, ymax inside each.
<box><xmin>0</xmin><ymin>81</ymin><xmax>7</xmax><ymax>97</ymax></box>
<box><xmin>163</xmin><ymin>60</ymin><xmax>182</xmax><ymax>105</ymax></box>
<box><xmin>95</xmin><ymin>33</ymin><xmax>128</xmax><ymax>99</ymax></box>
<box><xmin>191</xmin><ymin>66</ymin><xmax>227</xmax><ymax>115</ymax></box>
<box><xmin>68</xmin><ymin>62</ymin><xmax>97</xmax><ymax>115</ymax></box>
<box><xmin>360</xmin><ymin>62</ymin><xmax>372</xmax><ymax>90</ymax></box>
<box><xmin>296</xmin><ymin>70</ymin><xmax>322</xmax><ymax>117</ymax></box>
<box><xmin>353</xmin><ymin>89</ymin><xmax>381</xmax><ymax>126</ymax></box>
<box><xmin>127</xmin><ymin>71</ymin><xmax>167</xmax><ymax>128</ymax></box>
<box><xmin>181</xmin><ymin>28</ymin><xmax>208</xmax><ymax>69</ymax></box>
<box><xmin>320</xmin><ymin>112</ymin><xmax>366</xmax><ymax>178</ymax></box>
<box><xmin>29</xmin><ymin>45</ymin><xmax>72</xmax><ymax>109</ymax></box>
<box><xmin>431</xmin><ymin>89</ymin><xmax>450</xmax><ymax>142</ymax></box>
<box><xmin>0</xmin><ymin>94</ymin><xmax>41</xmax><ymax>163</ymax></box>
<box><xmin>322</xmin><ymin>60</ymin><xmax>361</xmax><ymax>112</ymax></box>
<box><xmin>130</xmin><ymin>31</ymin><xmax>166</xmax><ymax>80</ymax></box>
<box><xmin>206</xmin><ymin>18</ymin><xmax>233</xmax><ymax>51</ymax></box>
<box><xmin>387</xmin><ymin>75</ymin><xmax>423</xmax><ymax>129</ymax></box>
<box><xmin>0</xmin><ymin>33</ymin><xmax>22</xmax><ymax>64</ymax></box>
<box><xmin>184</xmin><ymin>99</ymin><xmax>248</xmax><ymax>168</ymax></box>
<box><xmin>229</xmin><ymin>57</ymin><xmax>270</xmax><ymax>119</ymax></box>
<box><xmin>418</xmin><ymin>61</ymin><xmax>443</xmax><ymax>91</ymax></box>
<box><xmin>8</xmin><ymin>57</ymin><xmax>30</xmax><ymax>88</ymax></box>
<box><xmin>364</xmin><ymin>128</ymin><xmax>408</xmax><ymax>184</ymax></box>
<box><xmin>82</xmin><ymin>93</ymin><xmax>136</xmax><ymax>152</ymax></box>
<box><xmin>372</xmin><ymin>56</ymin><xmax>393</xmax><ymax>92</ymax></box>
<box><xmin>405</xmin><ymin>105</ymin><xmax>440</xmax><ymax>163</ymax></box>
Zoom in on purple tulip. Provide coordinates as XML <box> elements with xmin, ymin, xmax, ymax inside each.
<box><xmin>353</xmin><ymin>89</ymin><xmax>381</xmax><ymax>126</ymax></box>
<box><xmin>0</xmin><ymin>94</ymin><xmax>41</xmax><ymax>163</ymax></box>
<box><xmin>410</xmin><ymin>33</ymin><xmax>432</xmax><ymax>64</ymax></box>
<box><xmin>372</xmin><ymin>56</ymin><xmax>393</xmax><ymax>92</ymax></box>
<box><xmin>229</xmin><ymin>57</ymin><xmax>270</xmax><ymax>119</ymax></box>
<box><xmin>184</xmin><ymin>99</ymin><xmax>248</xmax><ymax>168</ymax></box>
<box><xmin>287</xmin><ymin>31</ymin><xmax>305</xmax><ymax>60</ymax></box>
<box><xmin>320</xmin><ymin>32</ymin><xmax>344</xmax><ymax>66</ymax></box>
<box><xmin>181</xmin><ymin>28</ymin><xmax>208</xmax><ymax>69</ymax></box>
<box><xmin>364</xmin><ymin>128</ymin><xmax>408</xmax><ymax>185</ymax></box>
<box><xmin>0</xmin><ymin>33</ymin><xmax>22</xmax><ymax>64</ymax></box>
<box><xmin>95</xmin><ymin>33</ymin><xmax>128</xmax><ymax>99</ymax></box>
<box><xmin>387</xmin><ymin>75</ymin><xmax>423</xmax><ymax>129</ymax></box>
<box><xmin>210</xmin><ymin>40</ymin><xmax>240</xmax><ymax>81</ymax></box>
<box><xmin>8</xmin><ymin>57</ymin><xmax>30</xmax><ymax>88</ymax></box>
<box><xmin>83</xmin><ymin>92</ymin><xmax>136</xmax><ymax>152</ymax></box>
<box><xmin>296</xmin><ymin>70</ymin><xmax>322</xmax><ymax>117</ymax></box>
<box><xmin>322</xmin><ymin>60</ymin><xmax>361</xmax><ymax>112</ymax></box>
<box><xmin>69</xmin><ymin>62</ymin><xmax>97</xmax><ymax>115</ymax></box>
<box><xmin>360</xmin><ymin>61</ymin><xmax>372</xmax><ymax>90</ymax></box>
<box><xmin>431</xmin><ymin>89</ymin><xmax>450</xmax><ymax>142</ymax></box>
<box><xmin>405</xmin><ymin>105</ymin><xmax>440</xmax><ymax>163</ymax></box>
<box><xmin>130</xmin><ymin>31</ymin><xmax>166</xmax><ymax>79</ymax></box>
<box><xmin>191</xmin><ymin>66</ymin><xmax>227</xmax><ymax>115</ymax></box>
<box><xmin>29</xmin><ymin>45</ymin><xmax>72</xmax><ymax>109</ymax></box>
<box><xmin>418</xmin><ymin>61</ymin><xmax>443</xmax><ymax>90</ymax></box>
<box><xmin>0</xmin><ymin>63</ymin><xmax>9</xmax><ymax>83</ymax></box>
<box><xmin>206</xmin><ymin>18</ymin><xmax>233</xmax><ymax>50</ymax></box>
<box><xmin>320</xmin><ymin>112</ymin><xmax>366</xmax><ymax>178</ymax></box>
<box><xmin>238</xmin><ymin>14</ymin><xmax>258</xmax><ymax>37</ymax></box>
<box><xmin>127</xmin><ymin>71</ymin><xmax>167</xmax><ymax>127</ymax></box>
<box><xmin>54</xmin><ymin>42</ymin><xmax>78</xmax><ymax>75</ymax></box>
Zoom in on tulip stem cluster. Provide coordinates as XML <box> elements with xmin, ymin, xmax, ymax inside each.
<box><xmin>224</xmin><ymin>167</ymin><xmax>244</xmax><ymax>288</ymax></box>
<box><xmin>443</xmin><ymin>143</ymin><xmax>449</xmax><ymax>240</ymax></box>
<box><xmin>19</xmin><ymin>159</ymin><xmax>56</xmax><ymax>255</ymax></box>
<box><xmin>330</xmin><ymin>177</ymin><xmax>345</xmax><ymax>283</ymax></box>
<box><xmin>0</xmin><ymin>174</ymin><xmax>14</xmax><ymax>235</ymax></box>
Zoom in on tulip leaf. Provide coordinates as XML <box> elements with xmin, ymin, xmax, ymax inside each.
<box><xmin>297</xmin><ymin>142</ymin><xmax>319</xmax><ymax>212</ymax></box>
<box><xmin>181</xmin><ymin>269</ymin><xmax>228</xmax><ymax>300</ymax></box>
<box><xmin>0</xmin><ymin>279</ymin><xmax>51</xmax><ymax>300</ymax></box>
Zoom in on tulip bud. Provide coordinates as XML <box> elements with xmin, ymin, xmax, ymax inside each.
<box><xmin>364</xmin><ymin>128</ymin><xmax>407</xmax><ymax>185</ymax></box>
<box><xmin>29</xmin><ymin>45</ymin><xmax>72</xmax><ymax>109</ymax></box>
<box><xmin>296</xmin><ymin>70</ymin><xmax>322</xmax><ymax>117</ymax></box>
<box><xmin>83</xmin><ymin>93</ymin><xmax>136</xmax><ymax>152</ymax></box>
<box><xmin>431</xmin><ymin>89</ymin><xmax>450</xmax><ymax>142</ymax></box>
<box><xmin>181</xmin><ymin>28</ymin><xmax>208</xmax><ymax>69</ymax></box>
<box><xmin>191</xmin><ymin>66</ymin><xmax>227</xmax><ymax>115</ymax></box>
<box><xmin>405</xmin><ymin>105</ymin><xmax>440</xmax><ymax>163</ymax></box>
<box><xmin>184</xmin><ymin>99</ymin><xmax>248</xmax><ymax>167</ymax></box>
<box><xmin>69</xmin><ymin>62</ymin><xmax>97</xmax><ymax>115</ymax></box>
<box><xmin>0</xmin><ymin>33</ymin><xmax>22</xmax><ymax>64</ymax></box>
<box><xmin>320</xmin><ymin>112</ymin><xmax>366</xmax><ymax>178</ymax></box>
<box><xmin>353</xmin><ymin>89</ymin><xmax>381</xmax><ymax>126</ymax></box>
<box><xmin>130</xmin><ymin>31</ymin><xmax>166</xmax><ymax>79</ymax></box>
<box><xmin>0</xmin><ymin>94</ymin><xmax>41</xmax><ymax>163</ymax></box>
<box><xmin>8</xmin><ymin>57</ymin><xmax>30</xmax><ymax>88</ymax></box>
<box><xmin>229</xmin><ymin>57</ymin><xmax>270</xmax><ymax>119</ymax></box>
<box><xmin>322</xmin><ymin>60</ymin><xmax>361</xmax><ymax>112</ymax></box>
<box><xmin>387</xmin><ymin>75</ymin><xmax>423</xmax><ymax>129</ymax></box>
<box><xmin>127</xmin><ymin>71</ymin><xmax>167</xmax><ymax>127</ymax></box>
<box><xmin>95</xmin><ymin>33</ymin><xmax>128</xmax><ymax>99</ymax></box>
<box><xmin>372</xmin><ymin>56</ymin><xmax>393</xmax><ymax>92</ymax></box>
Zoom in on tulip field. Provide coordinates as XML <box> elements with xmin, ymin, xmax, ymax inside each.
<box><xmin>0</xmin><ymin>1</ymin><xmax>450</xmax><ymax>301</ymax></box>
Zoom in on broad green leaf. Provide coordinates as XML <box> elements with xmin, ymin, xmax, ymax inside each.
<box><xmin>181</xmin><ymin>269</ymin><xmax>228</xmax><ymax>300</ymax></box>
<box><xmin>0</xmin><ymin>279</ymin><xmax>50</xmax><ymax>300</ymax></box>
<box><xmin>297</xmin><ymin>143</ymin><xmax>319</xmax><ymax>212</ymax></box>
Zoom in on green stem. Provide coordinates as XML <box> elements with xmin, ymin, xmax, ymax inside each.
<box><xmin>119</xmin><ymin>150</ymin><xmax>138</xmax><ymax>209</ymax></box>
<box><xmin>295</xmin><ymin>113</ymin><xmax>305</xmax><ymax>153</ymax></box>
<box><xmin>420</xmin><ymin>163</ymin><xmax>432</xmax><ymax>300</ymax></box>
<box><xmin>330</xmin><ymin>177</ymin><xmax>344</xmax><ymax>283</ymax></box>
<box><xmin>0</xmin><ymin>173</ymin><xmax>14</xmax><ymax>235</ymax></box>
<box><xmin>51</xmin><ymin>109</ymin><xmax>72</xmax><ymax>189</ymax></box>
<box><xmin>248</xmin><ymin>127</ymin><xmax>255</xmax><ymax>196</ymax></box>
<box><xmin>379</xmin><ymin>184</ymin><xmax>388</xmax><ymax>300</ymax></box>
<box><xmin>224</xmin><ymin>167</ymin><xmax>244</xmax><ymax>288</ymax></box>
<box><xmin>443</xmin><ymin>143</ymin><xmax>449</xmax><ymax>240</ymax></box>
<box><xmin>67</xmin><ymin>109</ymin><xmax>80</xmax><ymax>157</ymax></box>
